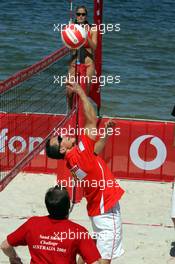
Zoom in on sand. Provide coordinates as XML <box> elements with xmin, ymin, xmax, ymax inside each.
<box><xmin>0</xmin><ymin>172</ymin><xmax>174</xmax><ymax>264</ymax></box>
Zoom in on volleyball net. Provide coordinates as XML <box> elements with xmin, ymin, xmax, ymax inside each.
<box><xmin>0</xmin><ymin>0</ymin><xmax>103</xmax><ymax>192</ymax></box>
<box><xmin>0</xmin><ymin>47</ymin><xmax>76</xmax><ymax>191</ymax></box>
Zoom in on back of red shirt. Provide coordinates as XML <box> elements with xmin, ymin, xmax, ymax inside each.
<box><xmin>7</xmin><ymin>216</ymin><xmax>100</xmax><ymax>264</ymax></box>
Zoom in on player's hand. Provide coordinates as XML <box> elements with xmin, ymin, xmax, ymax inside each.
<box><xmin>9</xmin><ymin>256</ymin><xmax>23</xmax><ymax>264</ymax></box>
<box><xmin>66</xmin><ymin>81</ymin><xmax>82</xmax><ymax>95</ymax></box>
<box><xmin>105</xmin><ymin>119</ymin><xmax>116</xmax><ymax>129</ymax></box>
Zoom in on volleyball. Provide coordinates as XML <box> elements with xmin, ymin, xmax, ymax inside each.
<box><xmin>61</xmin><ymin>23</ymin><xmax>87</xmax><ymax>49</ymax></box>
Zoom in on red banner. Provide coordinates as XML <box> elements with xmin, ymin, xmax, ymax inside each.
<box><xmin>0</xmin><ymin>113</ymin><xmax>175</xmax><ymax>190</ymax></box>
<box><xmin>99</xmin><ymin>118</ymin><xmax>175</xmax><ymax>182</ymax></box>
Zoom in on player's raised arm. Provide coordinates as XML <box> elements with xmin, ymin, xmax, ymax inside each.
<box><xmin>94</xmin><ymin>119</ymin><xmax>115</xmax><ymax>155</ymax></box>
<box><xmin>66</xmin><ymin>81</ymin><xmax>97</xmax><ymax>139</ymax></box>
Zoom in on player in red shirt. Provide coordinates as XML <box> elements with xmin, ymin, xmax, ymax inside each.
<box><xmin>1</xmin><ymin>185</ymin><xmax>100</xmax><ymax>264</ymax></box>
<box><xmin>46</xmin><ymin>82</ymin><xmax>125</xmax><ymax>264</ymax></box>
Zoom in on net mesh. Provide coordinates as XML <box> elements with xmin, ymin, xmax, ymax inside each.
<box><xmin>0</xmin><ymin>47</ymin><xmax>77</xmax><ymax>191</ymax></box>
<box><xmin>0</xmin><ymin>52</ymin><xmax>69</xmax><ymax>115</ymax></box>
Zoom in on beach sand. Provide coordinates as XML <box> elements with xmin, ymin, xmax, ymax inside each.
<box><xmin>0</xmin><ymin>172</ymin><xmax>174</xmax><ymax>263</ymax></box>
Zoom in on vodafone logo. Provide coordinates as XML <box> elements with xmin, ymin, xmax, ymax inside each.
<box><xmin>0</xmin><ymin>128</ymin><xmax>44</xmax><ymax>155</ymax></box>
<box><xmin>130</xmin><ymin>135</ymin><xmax>167</xmax><ymax>170</ymax></box>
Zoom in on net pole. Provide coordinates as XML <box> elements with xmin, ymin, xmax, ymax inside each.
<box><xmin>69</xmin><ymin>0</ymin><xmax>73</xmax><ymax>23</ymax></box>
<box><xmin>69</xmin><ymin>51</ymin><xmax>87</xmax><ymax>210</ymax></box>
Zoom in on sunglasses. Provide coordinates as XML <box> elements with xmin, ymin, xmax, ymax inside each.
<box><xmin>76</xmin><ymin>12</ymin><xmax>86</xmax><ymax>17</ymax></box>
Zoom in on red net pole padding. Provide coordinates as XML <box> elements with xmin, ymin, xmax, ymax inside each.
<box><xmin>0</xmin><ymin>46</ymin><xmax>69</xmax><ymax>95</ymax></box>
<box><xmin>76</xmin><ymin>63</ymin><xmax>87</xmax><ymax>128</ymax></box>
<box><xmin>69</xmin><ymin>62</ymin><xmax>87</xmax><ymax>203</ymax></box>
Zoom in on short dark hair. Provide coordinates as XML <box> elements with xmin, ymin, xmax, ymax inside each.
<box><xmin>75</xmin><ymin>6</ymin><xmax>89</xmax><ymax>25</ymax></box>
<box><xmin>45</xmin><ymin>137</ymin><xmax>65</xmax><ymax>160</ymax></box>
<box><xmin>45</xmin><ymin>185</ymin><xmax>70</xmax><ymax>219</ymax></box>
<box><xmin>76</xmin><ymin>5</ymin><xmax>88</xmax><ymax>15</ymax></box>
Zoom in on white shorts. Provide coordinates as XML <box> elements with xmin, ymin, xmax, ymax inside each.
<box><xmin>171</xmin><ymin>183</ymin><xmax>175</xmax><ymax>218</ymax></box>
<box><xmin>90</xmin><ymin>203</ymin><xmax>124</xmax><ymax>260</ymax></box>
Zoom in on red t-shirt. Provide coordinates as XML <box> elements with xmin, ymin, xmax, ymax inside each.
<box><xmin>7</xmin><ymin>216</ymin><xmax>100</xmax><ymax>264</ymax></box>
<box><xmin>65</xmin><ymin>134</ymin><xmax>125</xmax><ymax>216</ymax></box>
